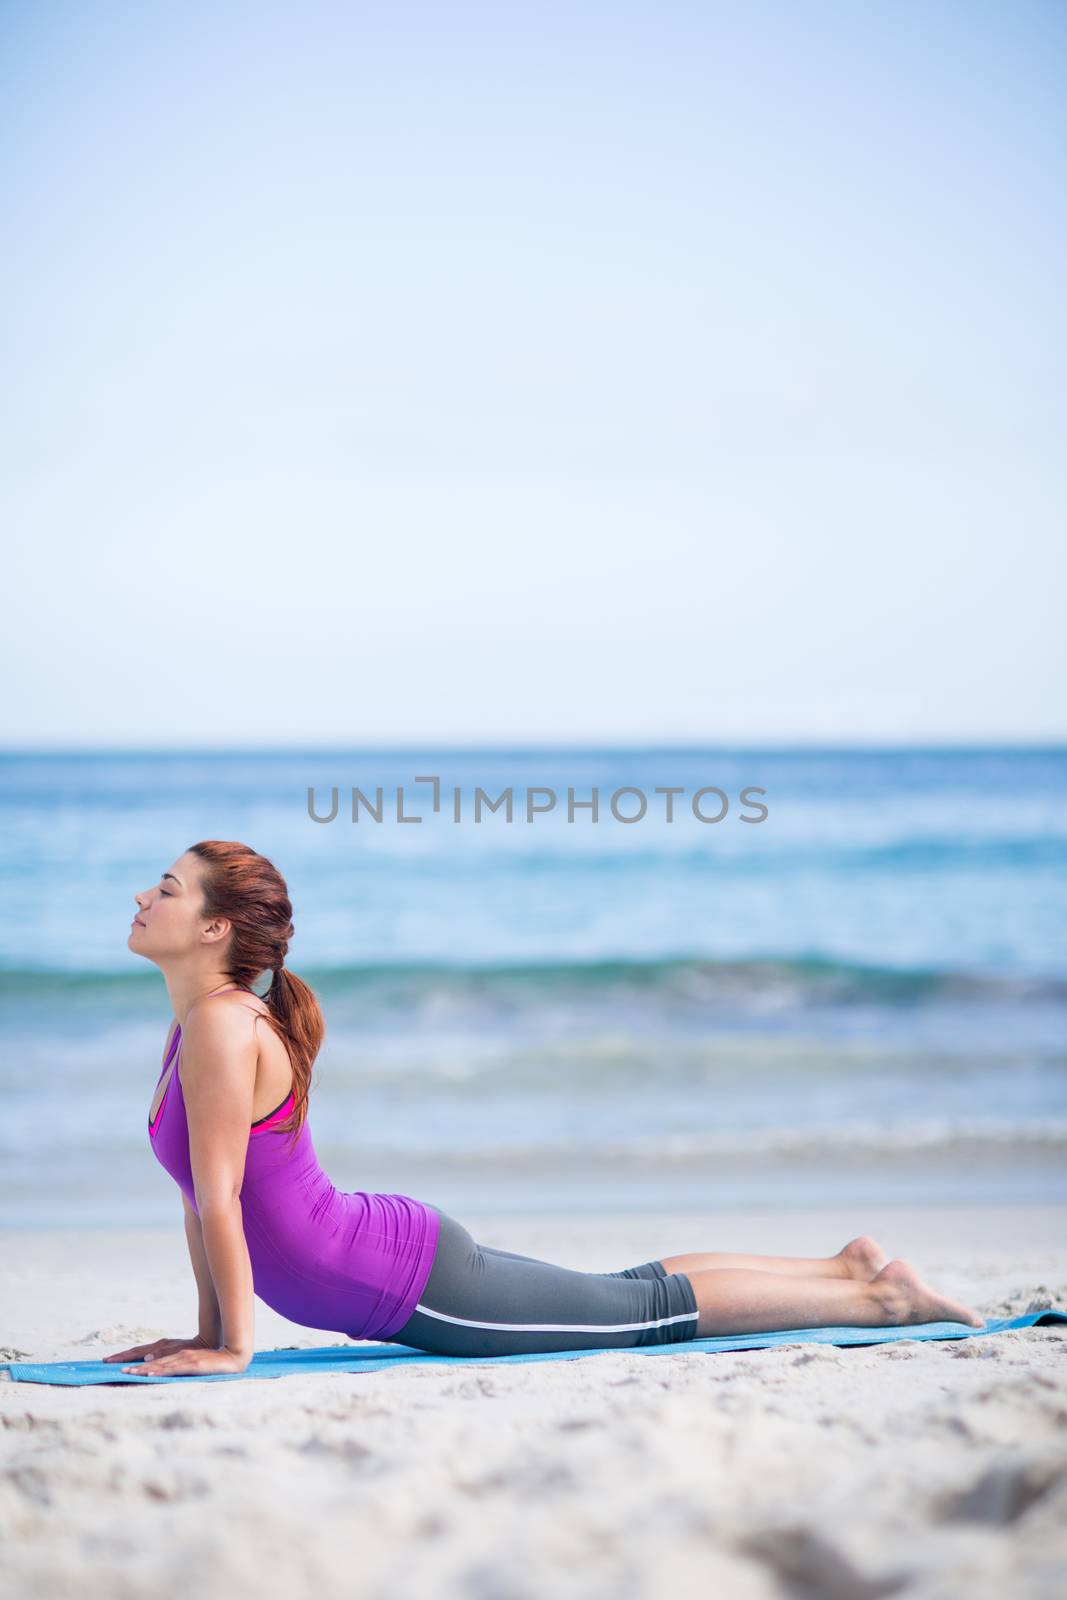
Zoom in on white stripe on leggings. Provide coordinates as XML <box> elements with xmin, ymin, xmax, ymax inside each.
<box><xmin>413</xmin><ymin>1303</ymin><xmax>700</xmax><ymax>1333</ymax></box>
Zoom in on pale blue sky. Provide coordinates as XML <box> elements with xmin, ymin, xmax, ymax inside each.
<box><xmin>2</xmin><ymin>0</ymin><xmax>1064</xmax><ymax>747</ymax></box>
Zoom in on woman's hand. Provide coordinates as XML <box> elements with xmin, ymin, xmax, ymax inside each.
<box><xmin>101</xmin><ymin>1332</ymin><xmax>242</xmax><ymax>1374</ymax></box>
<box><xmin>101</xmin><ymin>1332</ymin><xmax>251</xmax><ymax>1377</ymax></box>
<box><xmin>116</xmin><ymin>1344</ymin><xmax>251</xmax><ymax>1378</ymax></box>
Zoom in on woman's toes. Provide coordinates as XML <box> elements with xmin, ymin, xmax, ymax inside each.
<box><xmin>872</xmin><ymin>1259</ymin><xmax>985</xmax><ymax>1328</ymax></box>
<box><xmin>937</xmin><ymin>1295</ymin><xmax>987</xmax><ymax>1329</ymax></box>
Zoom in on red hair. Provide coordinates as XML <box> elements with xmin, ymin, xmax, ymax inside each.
<box><xmin>187</xmin><ymin>840</ymin><xmax>324</xmax><ymax>1151</ymax></box>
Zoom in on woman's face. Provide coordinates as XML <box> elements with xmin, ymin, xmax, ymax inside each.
<box><xmin>128</xmin><ymin>852</ymin><xmax>211</xmax><ymax>961</ymax></box>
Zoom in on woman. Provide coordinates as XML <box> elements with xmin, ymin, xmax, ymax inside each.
<box><xmin>105</xmin><ymin>841</ymin><xmax>985</xmax><ymax>1378</ymax></box>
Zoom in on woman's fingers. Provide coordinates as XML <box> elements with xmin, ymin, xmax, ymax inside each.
<box><xmin>103</xmin><ymin>1340</ymin><xmax>166</xmax><ymax>1363</ymax></box>
<box><xmin>104</xmin><ymin>1337</ymin><xmax>189</xmax><ymax>1363</ymax></box>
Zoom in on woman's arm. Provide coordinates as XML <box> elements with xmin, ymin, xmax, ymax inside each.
<box><xmin>182</xmin><ymin>1193</ymin><xmax>223</xmax><ymax>1344</ymax></box>
<box><xmin>179</xmin><ymin>1001</ymin><xmax>259</xmax><ymax>1362</ymax></box>
<box><xmin>197</xmin><ymin>1198</ymin><xmax>255</xmax><ymax>1361</ymax></box>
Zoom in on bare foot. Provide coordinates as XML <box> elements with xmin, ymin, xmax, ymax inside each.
<box><xmin>837</xmin><ymin>1234</ymin><xmax>890</xmax><ymax>1280</ymax></box>
<box><xmin>872</xmin><ymin>1259</ymin><xmax>985</xmax><ymax>1328</ymax></box>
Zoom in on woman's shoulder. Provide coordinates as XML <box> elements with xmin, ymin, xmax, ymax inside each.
<box><xmin>203</xmin><ymin>992</ymin><xmax>287</xmax><ymax>1054</ymax></box>
<box><xmin>181</xmin><ymin>991</ymin><xmax>264</xmax><ymax>1038</ymax></box>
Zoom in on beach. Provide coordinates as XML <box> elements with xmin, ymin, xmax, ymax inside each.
<box><xmin>3</xmin><ymin>1202</ymin><xmax>1065</xmax><ymax>1599</ymax></box>
<box><xmin>2</xmin><ymin>748</ymin><xmax>1065</xmax><ymax>1595</ymax></box>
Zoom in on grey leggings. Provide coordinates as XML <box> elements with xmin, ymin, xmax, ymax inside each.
<box><xmin>387</xmin><ymin>1205</ymin><xmax>700</xmax><ymax>1357</ymax></box>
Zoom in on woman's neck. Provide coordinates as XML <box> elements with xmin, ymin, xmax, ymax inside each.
<box><xmin>165</xmin><ymin>975</ymin><xmax>245</xmax><ymax>1027</ymax></box>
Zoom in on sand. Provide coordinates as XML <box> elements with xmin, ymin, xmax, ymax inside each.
<box><xmin>2</xmin><ymin>1203</ymin><xmax>1066</xmax><ymax>1600</ymax></box>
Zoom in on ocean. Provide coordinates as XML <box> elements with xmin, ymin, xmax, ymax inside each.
<box><xmin>1</xmin><ymin>746</ymin><xmax>1064</xmax><ymax>1226</ymax></box>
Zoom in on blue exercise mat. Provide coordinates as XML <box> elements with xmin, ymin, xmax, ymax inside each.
<box><xmin>3</xmin><ymin>1310</ymin><xmax>1065</xmax><ymax>1385</ymax></box>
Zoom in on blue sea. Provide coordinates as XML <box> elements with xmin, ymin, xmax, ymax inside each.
<box><xmin>1</xmin><ymin>747</ymin><xmax>1065</xmax><ymax>1226</ymax></box>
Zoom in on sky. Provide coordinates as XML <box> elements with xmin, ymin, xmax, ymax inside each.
<box><xmin>1</xmin><ymin>0</ymin><xmax>1064</xmax><ymax>748</ymax></box>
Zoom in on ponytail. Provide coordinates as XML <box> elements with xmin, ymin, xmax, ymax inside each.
<box><xmin>259</xmin><ymin>963</ymin><xmax>323</xmax><ymax>1150</ymax></box>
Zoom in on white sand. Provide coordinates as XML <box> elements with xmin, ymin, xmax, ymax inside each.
<box><xmin>2</xmin><ymin>1203</ymin><xmax>1066</xmax><ymax>1600</ymax></box>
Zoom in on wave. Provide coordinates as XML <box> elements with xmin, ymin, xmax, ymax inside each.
<box><xmin>2</xmin><ymin>952</ymin><xmax>1066</xmax><ymax>1019</ymax></box>
<box><xmin>398</xmin><ymin>1118</ymin><xmax>1067</xmax><ymax>1169</ymax></box>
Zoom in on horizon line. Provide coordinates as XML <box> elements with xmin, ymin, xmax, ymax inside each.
<box><xmin>1</xmin><ymin>739</ymin><xmax>1066</xmax><ymax>757</ymax></box>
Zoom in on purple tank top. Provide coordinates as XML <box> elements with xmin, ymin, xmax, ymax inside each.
<box><xmin>148</xmin><ymin>1023</ymin><xmax>440</xmax><ymax>1341</ymax></box>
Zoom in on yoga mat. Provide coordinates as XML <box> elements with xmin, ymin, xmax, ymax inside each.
<box><xmin>3</xmin><ymin>1310</ymin><xmax>1065</xmax><ymax>1385</ymax></box>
